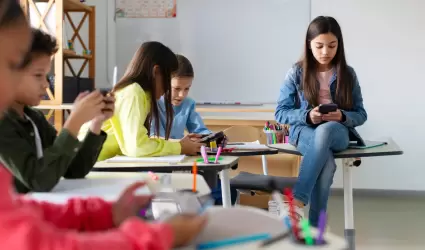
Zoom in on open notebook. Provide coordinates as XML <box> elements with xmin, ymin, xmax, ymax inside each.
<box><xmin>105</xmin><ymin>155</ymin><xmax>186</xmax><ymax>164</ymax></box>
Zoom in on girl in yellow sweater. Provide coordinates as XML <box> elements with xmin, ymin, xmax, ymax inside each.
<box><xmin>81</xmin><ymin>42</ymin><xmax>203</xmax><ymax>161</ymax></box>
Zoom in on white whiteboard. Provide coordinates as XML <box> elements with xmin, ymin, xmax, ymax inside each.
<box><xmin>116</xmin><ymin>0</ymin><xmax>311</xmax><ymax>103</ymax></box>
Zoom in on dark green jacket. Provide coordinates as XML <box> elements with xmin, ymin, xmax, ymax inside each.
<box><xmin>0</xmin><ymin>107</ymin><xmax>106</xmax><ymax>193</ymax></box>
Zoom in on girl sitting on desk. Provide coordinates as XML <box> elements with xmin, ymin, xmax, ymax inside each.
<box><xmin>275</xmin><ymin>16</ymin><xmax>367</xmax><ymax>227</ymax></box>
<box><xmin>79</xmin><ymin>42</ymin><xmax>204</xmax><ymax>160</ymax></box>
<box><xmin>150</xmin><ymin>54</ymin><xmax>238</xmax><ymax>206</ymax></box>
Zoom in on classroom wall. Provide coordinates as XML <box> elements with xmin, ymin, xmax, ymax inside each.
<box><xmin>95</xmin><ymin>0</ymin><xmax>425</xmax><ymax>191</ymax></box>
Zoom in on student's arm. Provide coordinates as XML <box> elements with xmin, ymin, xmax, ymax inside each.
<box><xmin>0</xmin><ymin>125</ymin><xmax>85</xmax><ymax>192</ymax></box>
<box><xmin>62</xmin><ymin>123</ymin><xmax>107</xmax><ymax>179</ymax></box>
<box><xmin>275</xmin><ymin>67</ymin><xmax>310</xmax><ymax>125</ymax></box>
<box><xmin>114</xmin><ymin>90</ymin><xmax>181</xmax><ymax>157</ymax></box>
<box><xmin>186</xmin><ymin>101</ymin><xmax>212</xmax><ymax>135</ymax></box>
<box><xmin>5</xmin><ymin>198</ymin><xmax>173</xmax><ymax>250</ymax></box>
<box><xmin>340</xmin><ymin>69</ymin><xmax>368</xmax><ymax>128</ymax></box>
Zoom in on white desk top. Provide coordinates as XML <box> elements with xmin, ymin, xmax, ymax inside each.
<box><xmin>269</xmin><ymin>138</ymin><xmax>403</xmax><ymax>159</ymax></box>
<box><xmin>29</xmin><ymin>172</ymin><xmax>211</xmax><ymax>204</ymax></box>
<box><xmin>93</xmin><ymin>156</ymin><xmax>239</xmax><ymax>172</ymax></box>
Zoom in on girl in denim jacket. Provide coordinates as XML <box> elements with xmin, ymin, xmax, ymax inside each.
<box><xmin>275</xmin><ymin>16</ymin><xmax>367</xmax><ymax>227</ymax></box>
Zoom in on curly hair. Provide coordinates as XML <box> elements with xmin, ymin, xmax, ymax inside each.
<box><xmin>21</xmin><ymin>28</ymin><xmax>58</xmax><ymax>68</ymax></box>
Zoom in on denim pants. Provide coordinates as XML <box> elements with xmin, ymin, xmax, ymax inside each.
<box><xmin>294</xmin><ymin>121</ymin><xmax>349</xmax><ymax>226</ymax></box>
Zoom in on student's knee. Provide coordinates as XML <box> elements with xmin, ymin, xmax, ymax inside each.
<box><xmin>314</xmin><ymin>122</ymin><xmax>349</xmax><ymax>149</ymax></box>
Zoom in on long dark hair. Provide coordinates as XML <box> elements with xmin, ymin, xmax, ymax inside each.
<box><xmin>0</xmin><ymin>0</ymin><xmax>26</xmax><ymax>29</ymax></box>
<box><xmin>298</xmin><ymin>16</ymin><xmax>353</xmax><ymax>110</ymax></box>
<box><xmin>113</xmin><ymin>41</ymin><xmax>178</xmax><ymax>139</ymax></box>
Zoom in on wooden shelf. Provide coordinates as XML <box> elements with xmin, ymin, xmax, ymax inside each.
<box><xmin>37</xmin><ymin>0</ymin><xmax>92</xmax><ymax>12</ymax></box>
<box><xmin>63</xmin><ymin>49</ymin><xmax>92</xmax><ymax>59</ymax></box>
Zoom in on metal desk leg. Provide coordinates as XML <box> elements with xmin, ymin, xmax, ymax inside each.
<box><xmin>261</xmin><ymin>155</ymin><xmax>268</xmax><ymax>175</ymax></box>
<box><xmin>342</xmin><ymin>158</ymin><xmax>355</xmax><ymax>250</ymax></box>
<box><xmin>220</xmin><ymin>169</ymin><xmax>232</xmax><ymax>208</ymax></box>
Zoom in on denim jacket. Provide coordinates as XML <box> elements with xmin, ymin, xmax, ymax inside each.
<box><xmin>275</xmin><ymin>64</ymin><xmax>367</xmax><ymax>146</ymax></box>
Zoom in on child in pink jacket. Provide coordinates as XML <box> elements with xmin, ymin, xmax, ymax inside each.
<box><xmin>0</xmin><ymin>0</ymin><xmax>206</xmax><ymax>249</ymax></box>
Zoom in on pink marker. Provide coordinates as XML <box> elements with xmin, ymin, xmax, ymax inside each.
<box><xmin>201</xmin><ymin>146</ymin><xmax>208</xmax><ymax>163</ymax></box>
<box><xmin>215</xmin><ymin>146</ymin><xmax>222</xmax><ymax>163</ymax></box>
<box><xmin>148</xmin><ymin>171</ymin><xmax>159</xmax><ymax>181</ymax></box>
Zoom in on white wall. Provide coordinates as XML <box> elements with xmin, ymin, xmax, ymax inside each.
<box><xmin>106</xmin><ymin>0</ymin><xmax>424</xmax><ymax>190</ymax></box>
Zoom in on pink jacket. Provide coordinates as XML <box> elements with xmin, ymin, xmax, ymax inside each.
<box><xmin>0</xmin><ymin>165</ymin><xmax>174</xmax><ymax>250</ymax></box>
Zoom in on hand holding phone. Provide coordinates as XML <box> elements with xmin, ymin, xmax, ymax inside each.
<box><xmin>318</xmin><ymin>103</ymin><xmax>338</xmax><ymax>114</ymax></box>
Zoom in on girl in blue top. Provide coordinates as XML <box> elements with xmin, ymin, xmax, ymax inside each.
<box><xmin>275</xmin><ymin>16</ymin><xmax>367</xmax><ymax>226</ymax></box>
<box><xmin>150</xmin><ymin>54</ymin><xmax>211</xmax><ymax>139</ymax></box>
<box><xmin>151</xmin><ymin>54</ymin><xmax>237</xmax><ymax>205</ymax></box>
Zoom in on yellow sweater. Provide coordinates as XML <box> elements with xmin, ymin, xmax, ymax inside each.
<box><xmin>79</xmin><ymin>83</ymin><xmax>181</xmax><ymax>161</ymax></box>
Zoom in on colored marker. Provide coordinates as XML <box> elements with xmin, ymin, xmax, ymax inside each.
<box><xmin>192</xmin><ymin>161</ymin><xmax>197</xmax><ymax>193</ymax></box>
<box><xmin>300</xmin><ymin>219</ymin><xmax>313</xmax><ymax>245</ymax></box>
<box><xmin>260</xmin><ymin>231</ymin><xmax>290</xmax><ymax>247</ymax></box>
<box><xmin>201</xmin><ymin>146</ymin><xmax>208</xmax><ymax>163</ymax></box>
<box><xmin>215</xmin><ymin>146</ymin><xmax>222</xmax><ymax>163</ymax></box>
<box><xmin>284</xmin><ymin>188</ymin><xmax>300</xmax><ymax>239</ymax></box>
<box><xmin>316</xmin><ymin>210</ymin><xmax>327</xmax><ymax>244</ymax></box>
<box><xmin>198</xmin><ymin>233</ymin><xmax>271</xmax><ymax>250</ymax></box>
<box><xmin>148</xmin><ymin>171</ymin><xmax>159</xmax><ymax>181</ymax></box>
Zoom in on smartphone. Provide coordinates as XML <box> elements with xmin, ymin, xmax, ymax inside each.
<box><xmin>318</xmin><ymin>103</ymin><xmax>338</xmax><ymax>114</ymax></box>
<box><xmin>199</xmin><ymin>131</ymin><xmax>225</xmax><ymax>143</ymax></box>
<box><xmin>98</xmin><ymin>88</ymin><xmax>111</xmax><ymax>96</ymax></box>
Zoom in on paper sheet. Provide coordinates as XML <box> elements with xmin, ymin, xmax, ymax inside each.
<box><xmin>226</xmin><ymin>141</ymin><xmax>269</xmax><ymax>150</ymax></box>
<box><xmin>105</xmin><ymin>155</ymin><xmax>186</xmax><ymax>163</ymax></box>
<box><xmin>29</xmin><ymin>178</ymin><xmax>152</xmax><ymax>204</ymax></box>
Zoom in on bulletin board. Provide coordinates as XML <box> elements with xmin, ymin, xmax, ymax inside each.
<box><xmin>115</xmin><ymin>0</ymin><xmax>176</xmax><ymax>18</ymax></box>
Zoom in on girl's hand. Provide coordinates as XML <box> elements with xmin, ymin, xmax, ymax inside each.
<box><xmin>112</xmin><ymin>182</ymin><xmax>153</xmax><ymax>226</ymax></box>
<box><xmin>180</xmin><ymin>135</ymin><xmax>204</xmax><ymax>155</ymax></box>
<box><xmin>308</xmin><ymin>107</ymin><xmax>323</xmax><ymax>124</ymax></box>
<box><xmin>165</xmin><ymin>214</ymin><xmax>207</xmax><ymax>247</ymax></box>
<box><xmin>322</xmin><ymin>109</ymin><xmax>343</xmax><ymax>122</ymax></box>
<box><xmin>187</xmin><ymin>133</ymin><xmax>203</xmax><ymax>142</ymax></box>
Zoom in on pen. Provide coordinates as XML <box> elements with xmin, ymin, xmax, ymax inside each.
<box><xmin>260</xmin><ymin>231</ymin><xmax>290</xmax><ymax>247</ymax></box>
<box><xmin>201</xmin><ymin>146</ymin><xmax>208</xmax><ymax>163</ymax></box>
<box><xmin>300</xmin><ymin>218</ymin><xmax>313</xmax><ymax>245</ymax></box>
<box><xmin>192</xmin><ymin>161</ymin><xmax>197</xmax><ymax>193</ymax></box>
<box><xmin>215</xmin><ymin>146</ymin><xmax>222</xmax><ymax>163</ymax></box>
<box><xmin>316</xmin><ymin>210</ymin><xmax>327</xmax><ymax>244</ymax></box>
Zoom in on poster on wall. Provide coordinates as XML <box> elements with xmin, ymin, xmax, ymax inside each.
<box><xmin>116</xmin><ymin>0</ymin><xmax>176</xmax><ymax>18</ymax></box>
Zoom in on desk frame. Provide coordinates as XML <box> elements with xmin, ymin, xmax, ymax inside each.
<box><xmin>268</xmin><ymin>140</ymin><xmax>403</xmax><ymax>250</ymax></box>
<box><xmin>93</xmin><ymin>158</ymin><xmax>239</xmax><ymax>208</ymax></box>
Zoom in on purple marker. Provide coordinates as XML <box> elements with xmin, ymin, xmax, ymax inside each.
<box><xmin>316</xmin><ymin>210</ymin><xmax>327</xmax><ymax>244</ymax></box>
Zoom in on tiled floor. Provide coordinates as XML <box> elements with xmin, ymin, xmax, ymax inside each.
<box><xmin>325</xmin><ymin>195</ymin><xmax>425</xmax><ymax>250</ymax></box>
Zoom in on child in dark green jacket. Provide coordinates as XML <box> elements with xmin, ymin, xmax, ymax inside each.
<box><xmin>0</xmin><ymin>28</ymin><xmax>115</xmax><ymax>193</ymax></box>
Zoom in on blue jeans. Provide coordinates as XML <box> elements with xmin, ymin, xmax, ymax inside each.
<box><xmin>294</xmin><ymin>121</ymin><xmax>349</xmax><ymax>226</ymax></box>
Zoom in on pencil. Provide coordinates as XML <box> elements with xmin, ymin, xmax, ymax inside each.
<box><xmin>192</xmin><ymin>161</ymin><xmax>197</xmax><ymax>193</ymax></box>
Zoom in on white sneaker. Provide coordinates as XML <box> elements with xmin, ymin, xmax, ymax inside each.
<box><xmin>279</xmin><ymin>201</ymin><xmax>305</xmax><ymax>221</ymax></box>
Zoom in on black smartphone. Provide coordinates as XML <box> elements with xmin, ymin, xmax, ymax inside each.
<box><xmin>98</xmin><ymin>88</ymin><xmax>111</xmax><ymax>96</ymax></box>
<box><xmin>318</xmin><ymin>103</ymin><xmax>338</xmax><ymax>114</ymax></box>
<box><xmin>199</xmin><ymin>131</ymin><xmax>225</xmax><ymax>143</ymax></box>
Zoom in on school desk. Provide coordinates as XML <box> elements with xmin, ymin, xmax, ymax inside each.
<box><xmin>268</xmin><ymin>138</ymin><xmax>403</xmax><ymax>250</ymax></box>
<box><xmin>93</xmin><ymin>156</ymin><xmax>239</xmax><ymax>208</ymax></box>
<box><xmin>29</xmin><ymin>172</ymin><xmax>211</xmax><ymax>204</ymax></box>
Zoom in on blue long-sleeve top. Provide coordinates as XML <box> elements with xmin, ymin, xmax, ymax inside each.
<box><xmin>150</xmin><ymin>96</ymin><xmax>211</xmax><ymax>139</ymax></box>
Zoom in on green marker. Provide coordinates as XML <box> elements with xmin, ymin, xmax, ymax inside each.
<box><xmin>300</xmin><ymin>219</ymin><xmax>313</xmax><ymax>245</ymax></box>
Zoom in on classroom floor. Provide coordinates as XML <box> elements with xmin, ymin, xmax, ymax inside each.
<box><xmin>324</xmin><ymin>194</ymin><xmax>425</xmax><ymax>250</ymax></box>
